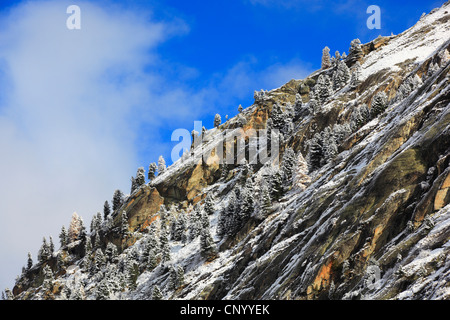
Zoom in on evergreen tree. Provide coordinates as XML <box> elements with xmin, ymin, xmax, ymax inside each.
<box><xmin>148</xmin><ymin>162</ymin><xmax>157</xmax><ymax>181</ymax></box>
<box><xmin>37</xmin><ymin>237</ymin><xmax>51</xmax><ymax>263</ymax></box>
<box><xmin>42</xmin><ymin>265</ymin><xmax>54</xmax><ymax>292</ymax></box>
<box><xmin>204</xmin><ymin>193</ymin><xmax>215</xmax><ymax>216</ymax></box>
<box><xmin>105</xmin><ymin>242</ymin><xmax>118</xmax><ymax>263</ymax></box>
<box><xmin>136</xmin><ymin>167</ymin><xmax>146</xmax><ymax>186</ymax></box>
<box><xmin>333</xmin><ymin>60</ymin><xmax>351</xmax><ymax>90</ymax></box>
<box><xmin>260</xmin><ymin>184</ymin><xmax>272</xmax><ymax>218</ymax></box>
<box><xmin>96</xmin><ymin>279</ymin><xmax>110</xmax><ymax>300</ymax></box>
<box><xmin>59</xmin><ymin>225</ymin><xmax>68</xmax><ymax>248</ymax></box>
<box><xmin>350</xmin><ymin>61</ymin><xmax>362</xmax><ymax>88</ymax></box>
<box><xmin>370</xmin><ymin>91</ymin><xmax>388</xmax><ymax>117</ymax></box>
<box><xmin>270</xmin><ymin>168</ymin><xmax>284</xmax><ymax>201</ymax></box>
<box><xmin>238</xmin><ymin>104</ymin><xmax>243</xmax><ymax>113</ymax></box>
<box><xmin>315</xmin><ymin>74</ymin><xmax>333</xmax><ymax>103</ymax></box>
<box><xmin>103</xmin><ymin>201</ymin><xmax>111</xmax><ymax>221</ymax></box>
<box><xmin>169</xmin><ymin>265</ymin><xmax>178</xmax><ymax>291</ymax></box>
<box><xmin>271</xmin><ymin>103</ymin><xmax>285</xmax><ymax>130</ymax></box>
<box><xmin>281</xmin><ymin>147</ymin><xmax>296</xmax><ymax>187</ymax></box>
<box><xmin>348</xmin><ymin>38</ymin><xmax>363</xmax><ymax>63</ymax></box>
<box><xmin>177</xmin><ymin>265</ymin><xmax>185</xmax><ymax>288</ymax></box>
<box><xmin>308</xmin><ymin>132</ymin><xmax>324</xmax><ymax>172</ymax></box>
<box><xmin>49</xmin><ymin>236</ymin><xmax>54</xmax><ymax>255</ymax></box>
<box><xmin>200</xmin><ymin>228</ymin><xmax>218</xmax><ymax>261</ymax></box>
<box><xmin>112</xmin><ymin>189</ymin><xmax>124</xmax><ymax>212</ymax></box>
<box><xmin>188</xmin><ymin>208</ymin><xmax>202</xmax><ymax>240</ymax></box>
<box><xmin>160</xmin><ymin>224</ymin><xmax>171</xmax><ymax>264</ymax></box>
<box><xmin>68</xmin><ymin>212</ymin><xmax>83</xmax><ymax>243</ymax></box>
<box><xmin>294</xmin><ymin>93</ymin><xmax>304</xmax><ymax>120</ymax></box>
<box><xmin>322</xmin><ymin>46</ymin><xmax>331</xmax><ymax>69</ymax></box>
<box><xmin>214</xmin><ymin>114</ymin><xmax>221</xmax><ymax>128</ymax></box>
<box><xmin>121</xmin><ymin>211</ymin><xmax>129</xmax><ymax>240</ymax></box>
<box><xmin>148</xmin><ymin>249</ymin><xmax>158</xmax><ymax>270</ymax></box>
<box><xmin>130</xmin><ymin>176</ymin><xmax>137</xmax><ymax>194</ymax></box>
<box><xmin>158</xmin><ymin>156</ymin><xmax>166</xmax><ymax>175</ymax></box>
<box><xmin>27</xmin><ymin>252</ymin><xmax>33</xmax><ymax>271</ymax></box>
<box><xmin>240</xmin><ymin>178</ymin><xmax>254</xmax><ymax>221</ymax></box>
<box><xmin>152</xmin><ymin>285</ymin><xmax>163</xmax><ymax>300</ymax></box>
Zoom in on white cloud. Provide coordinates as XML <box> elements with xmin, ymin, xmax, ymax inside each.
<box><xmin>0</xmin><ymin>0</ymin><xmax>190</xmax><ymax>291</ymax></box>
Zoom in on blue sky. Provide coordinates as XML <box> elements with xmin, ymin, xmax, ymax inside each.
<box><xmin>0</xmin><ymin>0</ymin><xmax>444</xmax><ymax>293</ymax></box>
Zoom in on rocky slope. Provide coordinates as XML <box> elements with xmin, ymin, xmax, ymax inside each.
<box><xmin>7</xmin><ymin>2</ymin><xmax>450</xmax><ymax>300</ymax></box>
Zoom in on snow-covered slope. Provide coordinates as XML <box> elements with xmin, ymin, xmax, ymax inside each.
<box><xmin>8</xmin><ymin>1</ymin><xmax>450</xmax><ymax>301</ymax></box>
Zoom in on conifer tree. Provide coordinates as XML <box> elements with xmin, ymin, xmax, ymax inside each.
<box><xmin>42</xmin><ymin>265</ymin><xmax>54</xmax><ymax>292</ymax></box>
<box><xmin>59</xmin><ymin>225</ymin><xmax>68</xmax><ymax>248</ymax></box>
<box><xmin>158</xmin><ymin>156</ymin><xmax>166</xmax><ymax>175</ymax></box>
<box><xmin>38</xmin><ymin>237</ymin><xmax>51</xmax><ymax>263</ymax></box>
<box><xmin>200</xmin><ymin>228</ymin><xmax>218</xmax><ymax>261</ymax></box>
<box><xmin>177</xmin><ymin>265</ymin><xmax>185</xmax><ymax>288</ymax></box>
<box><xmin>315</xmin><ymin>74</ymin><xmax>333</xmax><ymax>103</ymax></box>
<box><xmin>281</xmin><ymin>147</ymin><xmax>296</xmax><ymax>187</ymax></box>
<box><xmin>148</xmin><ymin>162</ymin><xmax>157</xmax><ymax>181</ymax></box>
<box><xmin>112</xmin><ymin>189</ymin><xmax>124</xmax><ymax>212</ymax></box>
<box><xmin>121</xmin><ymin>211</ymin><xmax>129</xmax><ymax>240</ymax></box>
<box><xmin>370</xmin><ymin>91</ymin><xmax>388</xmax><ymax>117</ymax></box>
<box><xmin>27</xmin><ymin>252</ymin><xmax>33</xmax><ymax>271</ymax></box>
<box><xmin>333</xmin><ymin>60</ymin><xmax>351</xmax><ymax>90</ymax></box>
<box><xmin>130</xmin><ymin>176</ymin><xmax>137</xmax><ymax>194</ymax></box>
<box><xmin>204</xmin><ymin>193</ymin><xmax>215</xmax><ymax>216</ymax></box>
<box><xmin>322</xmin><ymin>46</ymin><xmax>331</xmax><ymax>69</ymax></box>
<box><xmin>270</xmin><ymin>168</ymin><xmax>284</xmax><ymax>201</ymax></box>
<box><xmin>152</xmin><ymin>285</ymin><xmax>163</xmax><ymax>300</ymax></box>
<box><xmin>160</xmin><ymin>225</ymin><xmax>171</xmax><ymax>264</ymax></box>
<box><xmin>260</xmin><ymin>184</ymin><xmax>272</xmax><ymax>218</ymax></box>
<box><xmin>103</xmin><ymin>201</ymin><xmax>111</xmax><ymax>221</ymax></box>
<box><xmin>136</xmin><ymin>167</ymin><xmax>146</xmax><ymax>186</ymax></box>
<box><xmin>214</xmin><ymin>114</ymin><xmax>221</xmax><ymax>128</ymax></box>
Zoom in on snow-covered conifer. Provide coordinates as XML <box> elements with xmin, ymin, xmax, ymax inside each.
<box><xmin>214</xmin><ymin>114</ymin><xmax>222</xmax><ymax>128</ymax></box>
<box><xmin>322</xmin><ymin>46</ymin><xmax>331</xmax><ymax>69</ymax></box>
<box><xmin>370</xmin><ymin>91</ymin><xmax>388</xmax><ymax>117</ymax></box>
<box><xmin>103</xmin><ymin>200</ymin><xmax>111</xmax><ymax>220</ymax></box>
<box><xmin>148</xmin><ymin>162</ymin><xmax>157</xmax><ymax>181</ymax></box>
<box><xmin>112</xmin><ymin>189</ymin><xmax>124</xmax><ymax>212</ymax></box>
<box><xmin>158</xmin><ymin>155</ymin><xmax>166</xmax><ymax>175</ymax></box>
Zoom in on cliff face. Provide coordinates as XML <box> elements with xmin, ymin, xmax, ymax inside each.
<box><xmin>10</xmin><ymin>2</ymin><xmax>450</xmax><ymax>300</ymax></box>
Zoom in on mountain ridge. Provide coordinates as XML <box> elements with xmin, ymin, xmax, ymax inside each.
<box><xmin>5</xmin><ymin>1</ymin><xmax>450</xmax><ymax>300</ymax></box>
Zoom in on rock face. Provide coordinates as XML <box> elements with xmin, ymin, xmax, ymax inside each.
<box><xmin>9</xmin><ymin>2</ymin><xmax>450</xmax><ymax>301</ymax></box>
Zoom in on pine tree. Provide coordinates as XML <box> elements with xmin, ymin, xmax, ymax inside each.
<box><xmin>121</xmin><ymin>211</ymin><xmax>129</xmax><ymax>240</ymax></box>
<box><xmin>27</xmin><ymin>252</ymin><xmax>33</xmax><ymax>271</ymax></box>
<box><xmin>270</xmin><ymin>168</ymin><xmax>284</xmax><ymax>201</ymax></box>
<box><xmin>148</xmin><ymin>162</ymin><xmax>157</xmax><ymax>181</ymax></box>
<box><xmin>130</xmin><ymin>176</ymin><xmax>137</xmax><ymax>194</ymax></box>
<box><xmin>308</xmin><ymin>132</ymin><xmax>324</xmax><ymax>172</ymax></box>
<box><xmin>68</xmin><ymin>212</ymin><xmax>82</xmax><ymax>243</ymax></box>
<box><xmin>348</xmin><ymin>38</ymin><xmax>363</xmax><ymax>63</ymax></box>
<box><xmin>148</xmin><ymin>249</ymin><xmax>158</xmax><ymax>270</ymax></box>
<box><xmin>136</xmin><ymin>167</ymin><xmax>146</xmax><ymax>186</ymax></box>
<box><xmin>260</xmin><ymin>184</ymin><xmax>272</xmax><ymax>218</ymax></box>
<box><xmin>281</xmin><ymin>147</ymin><xmax>296</xmax><ymax>187</ymax></box>
<box><xmin>160</xmin><ymin>224</ymin><xmax>171</xmax><ymax>264</ymax></box>
<box><xmin>370</xmin><ymin>91</ymin><xmax>388</xmax><ymax>118</ymax></box>
<box><xmin>271</xmin><ymin>103</ymin><xmax>285</xmax><ymax>130</ymax></box>
<box><xmin>152</xmin><ymin>285</ymin><xmax>163</xmax><ymax>300</ymax></box>
<box><xmin>315</xmin><ymin>74</ymin><xmax>333</xmax><ymax>103</ymax></box>
<box><xmin>158</xmin><ymin>156</ymin><xmax>166</xmax><ymax>175</ymax></box>
<box><xmin>49</xmin><ymin>236</ymin><xmax>54</xmax><ymax>255</ymax></box>
<box><xmin>169</xmin><ymin>265</ymin><xmax>178</xmax><ymax>291</ymax></box>
<box><xmin>350</xmin><ymin>61</ymin><xmax>362</xmax><ymax>88</ymax></box>
<box><xmin>105</xmin><ymin>242</ymin><xmax>118</xmax><ymax>263</ymax></box>
<box><xmin>112</xmin><ymin>189</ymin><xmax>124</xmax><ymax>212</ymax></box>
<box><xmin>240</xmin><ymin>178</ymin><xmax>254</xmax><ymax>221</ymax></box>
<box><xmin>37</xmin><ymin>237</ymin><xmax>51</xmax><ymax>263</ymax></box>
<box><xmin>214</xmin><ymin>114</ymin><xmax>221</xmax><ymax>128</ymax></box>
<box><xmin>204</xmin><ymin>193</ymin><xmax>215</xmax><ymax>216</ymax></box>
<box><xmin>59</xmin><ymin>225</ymin><xmax>68</xmax><ymax>248</ymax></box>
<box><xmin>333</xmin><ymin>60</ymin><xmax>351</xmax><ymax>90</ymax></box>
<box><xmin>238</xmin><ymin>104</ymin><xmax>243</xmax><ymax>113</ymax></box>
<box><xmin>322</xmin><ymin>46</ymin><xmax>331</xmax><ymax>69</ymax></box>
<box><xmin>103</xmin><ymin>201</ymin><xmax>111</xmax><ymax>221</ymax></box>
<box><xmin>294</xmin><ymin>93</ymin><xmax>304</xmax><ymax>120</ymax></box>
<box><xmin>177</xmin><ymin>265</ymin><xmax>185</xmax><ymax>288</ymax></box>
<box><xmin>42</xmin><ymin>265</ymin><xmax>54</xmax><ymax>292</ymax></box>
<box><xmin>200</xmin><ymin>227</ymin><xmax>218</xmax><ymax>261</ymax></box>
